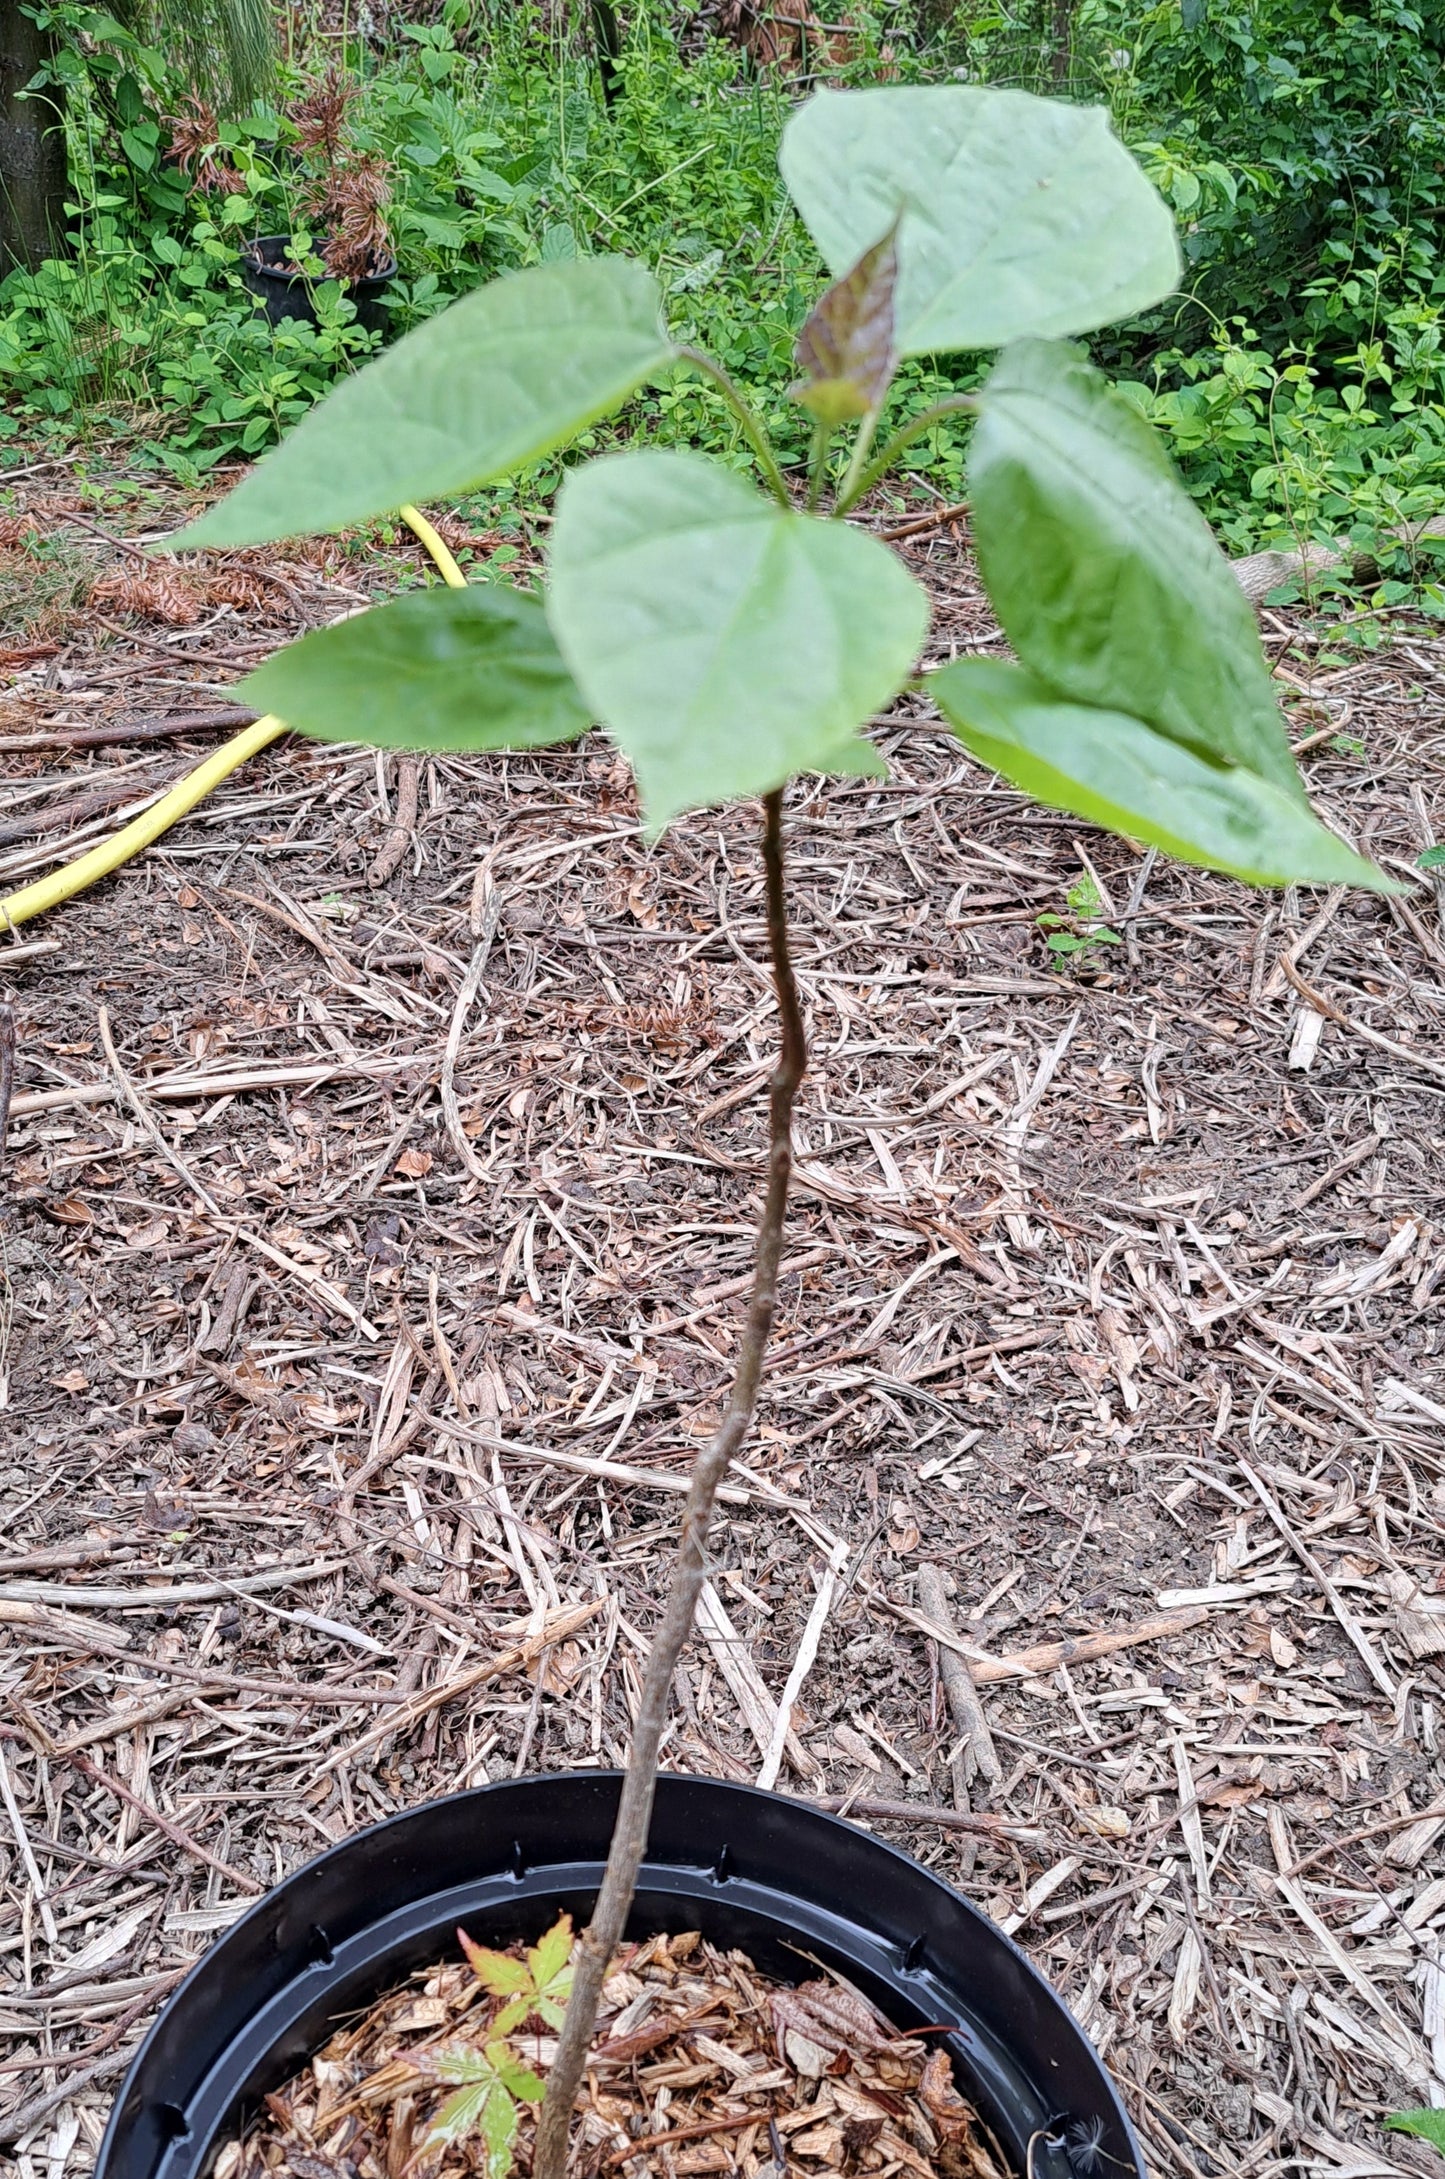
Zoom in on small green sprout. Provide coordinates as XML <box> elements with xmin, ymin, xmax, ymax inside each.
<box><xmin>1036</xmin><ymin>872</ymin><xmax>1123</xmax><ymax>963</ymax></box>
<box><xmin>408</xmin><ymin>1915</ymin><xmax>573</xmax><ymax>2177</ymax></box>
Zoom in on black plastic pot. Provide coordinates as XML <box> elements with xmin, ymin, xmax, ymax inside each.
<box><xmin>241</xmin><ymin>235</ymin><xmax>397</xmax><ymax>337</ymax></box>
<box><xmin>98</xmin><ymin>1773</ymin><xmax>1140</xmax><ymax>2179</ymax></box>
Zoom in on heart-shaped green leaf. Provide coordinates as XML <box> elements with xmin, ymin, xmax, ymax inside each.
<box><xmin>239</xmin><ymin>583</ymin><xmax>591</xmax><ymax>751</ymax></box>
<box><xmin>177</xmin><ymin>258</ymin><xmax>676</xmax><ymax>549</ymax></box>
<box><xmin>969</xmin><ymin>338</ymin><xmax>1303</xmax><ymax>798</ymax></box>
<box><xmin>779</xmin><ymin>86</ymin><xmax>1178</xmax><ymax>356</ymax></box>
<box><xmin>546</xmin><ymin>450</ymin><xmax>929</xmax><ymax>828</ymax></box>
<box><xmin>931</xmin><ymin>659</ymin><xmax>1394</xmax><ymax>890</ymax></box>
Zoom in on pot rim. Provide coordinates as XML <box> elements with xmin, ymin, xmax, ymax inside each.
<box><xmin>241</xmin><ymin>234</ymin><xmax>398</xmax><ymax>286</ymax></box>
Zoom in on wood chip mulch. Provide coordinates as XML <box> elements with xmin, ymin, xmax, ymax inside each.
<box><xmin>228</xmin><ymin>1927</ymin><xmax>1005</xmax><ymax>2179</ymax></box>
<box><xmin>1</xmin><ymin>468</ymin><xmax>1443</xmax><ymax>2179</ymax></box>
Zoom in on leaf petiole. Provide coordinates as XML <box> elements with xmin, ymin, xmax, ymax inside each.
<box><xmin>804</xmin><ymin>417</ymin><xmax>832</xmax><ymax>514</ymax></box>
<box><xmin>835</xmin><ymin>392</ymin><xmax>979</xmax><ymax>515</ymax></box>
<box><xmin>674</xmin><ymin>346</ymin><xmax>793</xmax><ymax>510</ymax></box>
<box><xmin>831</xmin><ymin>399</ymin><xmax>884</xmax><ymax>516</ymax></box>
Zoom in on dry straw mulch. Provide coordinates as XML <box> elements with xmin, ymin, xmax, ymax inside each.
<box><xmin>0</xmin><ymin>473</ymin><xmax>1442</xmax><ymax>2179</ymax></box>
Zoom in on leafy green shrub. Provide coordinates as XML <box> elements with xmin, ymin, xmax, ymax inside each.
<box><xmin>14</xmin><ymin>0</ymin><xmax>1445</xmax><ymax>566</ymax></box>
<box><xmin>2</xmin><ymin>3</ymin><xmax>988</xmax><ymax>496</ymax></box>
<box><xmin>1119</xmin><ymin>316</ymin><xmax>1445</xmax><ymax>576</ymax></box>
<box><xmin>957</xmin><ymin>0</ymin><xmax>1445</xmax><ymax>355</ymax></box>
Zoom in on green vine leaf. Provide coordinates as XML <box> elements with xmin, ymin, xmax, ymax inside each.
<box><xmin>547</xmin><ymin>449</ymin><xmax>929</xmax><ymax>829</ymax></box>
<box><xmin>969</xmin><ymin>338</ymin><xmax>1304</xmax><ymax>796</ymax></box>
<box><xmin>238</xmin><ymin>585</ymin><xmax>592</xmax><ymax>752</ymax></box>
<box><xmin>176</xmin><ymin>258</ymin><xmax>676</xmax><ymax>549</ymax></box>
<box><xmin>779</xmin><ymin>86</ymin><xmax>1179</xmax><ymax>356</ymax></box>
<box><xmin>792</xmin><ymin>218</ymin><xmax>900</xmax><ymax>425</ymax></box>
<box><xmin>931</xmin><ymin>659</ymin><xmax>1395</xmax><ymax>890</ymax></box>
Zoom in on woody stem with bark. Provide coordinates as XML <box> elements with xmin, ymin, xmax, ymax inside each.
<box><xmin>531</xmin><ymin>786</ymin><xmax>806</xmax><ymax>2179</ymax></box>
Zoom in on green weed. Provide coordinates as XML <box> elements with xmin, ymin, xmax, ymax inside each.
<box><xmin>1036</xmin><ymin>873</ymin><xmax>1123</xmax><ymax>964</ymax></box>
<box><xmin>1386</xmin><ymin>2110</ymin><xmax>1445</xmax><ymax>2156</ymax></box>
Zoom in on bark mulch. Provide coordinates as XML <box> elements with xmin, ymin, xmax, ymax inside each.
<box><xmin>231</xmin><ymin>1924</ymin><xmax>1005</xmax><ymax>2179</ymax></box>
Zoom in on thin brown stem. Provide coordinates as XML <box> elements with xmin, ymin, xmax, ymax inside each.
<box><xmin>0</xmin><ymin>1001</ymin><xmax>14</xmax><ymax>1173</ymax></box>
<box><xmin>531</xmin><ymin>787</ymin><xmax>805</xmax><ymax>2179</ymax></box>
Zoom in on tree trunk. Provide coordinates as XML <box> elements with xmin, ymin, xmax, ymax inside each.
<box><xmin>0</xmin><ymin>0</ymin><xmax>68</xmax><ymax>273</ymax></box>
<box><xmin>589</xmin><ymin>0</ymin><xmax>622</xmax><ymax>104</ymax></box>
<box><xmin>1048</xmin><ymin>0</ymin><xmax>1073</xmax><ymax>86</ymax></box>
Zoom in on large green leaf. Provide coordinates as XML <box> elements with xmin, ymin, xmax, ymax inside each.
<box><xmin>778</xmin><ymin>86</ymin><xmax>1178</xmax><ymax>356</ymax></box>
<box><xmin>177</xmin><ymin>259</ymin><xmax>675</xmax><ymax>549</ymax></box>
<box><xmin>546</xmin><ymin>449</ymin><xmax>929</xmax><ymax>827</ymax></box>
<box><xmin>239</xmin><ymin>584</ymin><xmax>591</xmax><ymax>751</ymax></box>
<box><xmin>969</xmin><ymin>339</ymin><xmax>1304</xmax><ymax>798</ymax></box>
<box><xmin>931</xmin><ymin>659</ymin><xmax>1393</xmax><ymax>890</ymax></box>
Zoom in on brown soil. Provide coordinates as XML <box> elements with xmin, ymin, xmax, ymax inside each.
<box><xmin>0</xmin><ymin>469</ymin><xmax>1442</xmax><ymax>2179</ymax></box>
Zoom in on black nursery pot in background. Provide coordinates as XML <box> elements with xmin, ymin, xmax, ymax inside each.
<box><xmin>97</xmin><ymin>1773</ymin><xmax>1141</xmax><ymax>2179</ymax></box>
<box><xmin>241</xmin><ymin>235</ymin><xmax>397</xmax><ymax>338</ymax></box>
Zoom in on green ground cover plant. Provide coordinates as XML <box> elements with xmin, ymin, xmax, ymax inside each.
<box><xmin>11</xmin><ymin>0</ymin><xmax>1445</xmax><ymax>580</ymax></box>
<box><xmin>168</xmin><ymin>78</ymin><xmax>1395</xmax><ymax>2175</ymax></box>
<box><xmin>1035</xmin><ymin>872</ymin><xmax>1121</xmax><ymax>963</ymax></box>
<box><xmin>412</xmin><ymin>1919</ymin><xmax>574</xmax><ymax>2176</ymax></box>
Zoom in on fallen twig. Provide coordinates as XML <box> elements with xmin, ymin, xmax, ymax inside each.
<box><xmin>66</xmin><ymin>1747</ymin><xmax>264</xmax><ymax>1896</ymax></box>
<box><xmin>879</xmin><ymin>498</ymin><xmax>970</xmax><ymax>542</ymax></box>
<box><xmin>877</xmin><ymin>1598</ymin><xmax>1207</xmax><ymax>1683</ymax></box>
<box><xmin>917</xmin><ymin>1562</ymin><xmax>1001</xmax><ymax>1792</ymax></box>
<box><xmin>369</xmin><ymin>753</ymin><xmax>420</xmax><ymax>886</ymax></box>
<box><xmin>0</xmin><ymin>704</ymin><xmax>257</xmax><ymax>753</ymax></box>
<box><xmin>0</xmin><ymin>997</ymin><xmax>14</xmax><ymax>1168</ymax></box>
<box><xmin>8</xmin><ymin>1051</ymin><xmax>415</xmax><ymax>1120</ymax></box>
<box><xmin>0</xmin><ymin>1555</ymin><xmax>348</xmax><ymax>1611</ymax></box>
<box><xmin>801</xmin><ymin>1790</ymin><xmax>1045</xmax><ymax>1840</ymax></box>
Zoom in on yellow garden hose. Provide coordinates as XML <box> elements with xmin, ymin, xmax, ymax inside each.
<box><xmin>0</xmin><ymin>504</ymin><xmax>465</xmax><ymax>933</ymax></box>
<box><xmin>396</xmin><ymin>503</ymin><xmax>467</xmax><ymax>591</ymax></box>
<box><xmin>0</xmin><ymin>713</ymin><xmax>288</xmax><ymax>930</ymax></box>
